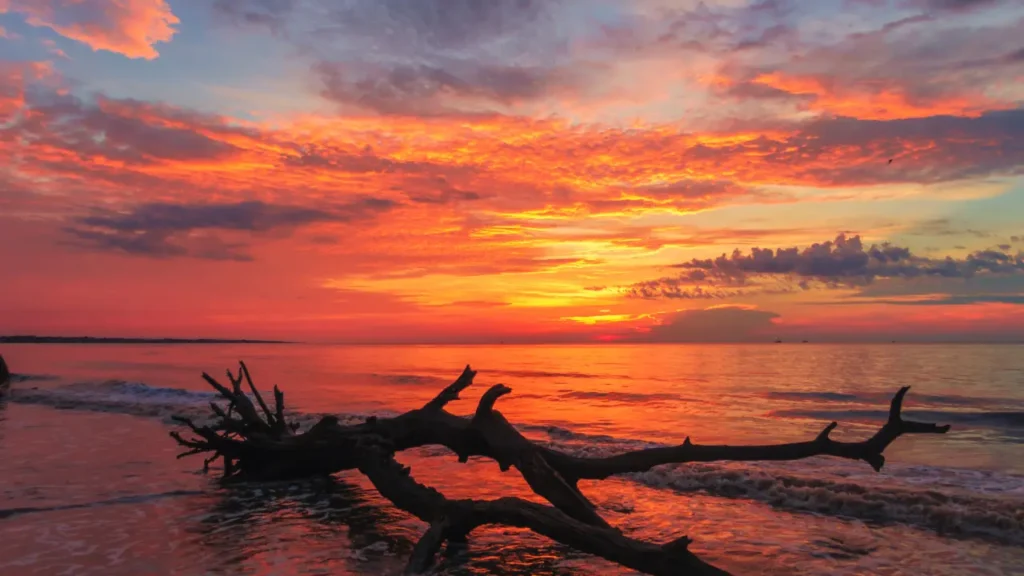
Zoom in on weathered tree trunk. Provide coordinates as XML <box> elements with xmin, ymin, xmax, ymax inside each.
<box><xmin>0</xmin><ymin>354</ymin><xmax>10</xmax><ymax>395</ymax></box>
<box><xmin>171</xmin><ymin>362</ymin><xmax>951</xmax><ymax>576</ymax></box>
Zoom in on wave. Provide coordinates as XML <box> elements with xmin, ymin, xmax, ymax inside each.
<box><xmin>764</xmin><ymin>390</ymin><xmax>1024</xmax><ymax>410</ymax></box>
<box><xmin>7</xmin><ymin>381</ymin><xmax>220</xmax><ymax>422</ymax></box>
<box><xmin>368</xmin><ymin>373</ymin><xmax>448</xmax><ymax>386</ymax></box>
<box><xmin>765</xmin><ymin>391</ymin><xmax>862</xmax><ymax>402</ymax></box>
<box><xmin>772</xmin><ymin>408</ymin><xmax>1024</xmax><ymax>430</ymax></box>
<box><xmin>0</xmin><ymin>490</ymin><xmax>204</xmax><ymax>520</ymax></box>
<box><xmin>487</xmin><ymin>369</ymin><xmax>610</xmax><ymax>379</ymax></box>
<box><xmin>556</xmin><ymin>390</ymin><xmax>688</xmax><ymax>404</ymax></box>
<box><xmin>7</xmin><ymin>380</ymin><xmax>398</xmax><ymax>429</ymax></box>
<box><xmin>368</xmin><ymin>369</ymin><xmax>615</xmax><ymax>383</ymax></box>
<box><xmin>625</xmin><ymin>463</ymin><xmax>1024</xmax><ymax>544</ymax></box>
<box><xmin>7</xmin><ymin>380</ymin><xmax>1024</xmax><ymax>545</ymax></box>
<box><xmin>8</xmin><ymin>373</ymin><xmax>60</xmax><ymax>383</ymax></box>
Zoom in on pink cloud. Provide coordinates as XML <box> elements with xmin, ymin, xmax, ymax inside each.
<box><xmin>0</xmin><ymin>0</ymin><xmax>178</xmax><ymax>59</ymax></box>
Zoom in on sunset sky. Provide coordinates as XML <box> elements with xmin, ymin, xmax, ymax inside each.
<box><xmin>1</xmin><ymin>0</ymin><xmax>1023</xmax><ymax>343</ymax></box>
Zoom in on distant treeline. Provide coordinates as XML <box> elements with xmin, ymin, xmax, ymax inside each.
<box><xmin>0</xmin><ymin>336</ymin><xmax>293</xmax><ymax>344</ymax></box>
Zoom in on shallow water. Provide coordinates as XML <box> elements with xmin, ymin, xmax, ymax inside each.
<box><xmin>1</xmin><ymin>343</ymin><xmax>1023</xmax><ymax>575</ymax></box>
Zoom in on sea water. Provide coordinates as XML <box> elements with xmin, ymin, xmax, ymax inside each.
<box><xmin>1</xmin><ymin>343</ymin><xmax>1022</xmax><ymax>575</ymax></box>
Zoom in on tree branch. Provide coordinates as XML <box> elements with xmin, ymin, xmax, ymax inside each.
<box><xmin>544</xmin><ymin>385</ymin><xmax>951</xmax><ymax>480</ymax></box>
<box><xmin>0</xmin><ymin>354</ymin><xmax>10</xmax><ymax>392</ymax></box>
<box><xmin>471</xmin><ymin>384</ymin><xmax>609</xmax><ymax>528</ymax></box>
<box><xmin>355</xmin><ymin>441</ymin><xmax>729</xmax><ymax>576</ymax></box>
<box><xmin>238</xmin><ymin>361</ymin><xmax>277</xmax><ymax>429</ymax></box>
<box><xmin>423</xmin><ymin>365</ymin><xmax>477</xmax><ymax>411</ymax></box>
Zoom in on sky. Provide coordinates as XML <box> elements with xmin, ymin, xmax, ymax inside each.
<box><xmin>1</xmin><ymin>0</ymin><xmax>1023</xmax><ymax>343</ymax></box>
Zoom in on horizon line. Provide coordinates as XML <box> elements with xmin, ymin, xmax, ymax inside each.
<box><xmin>2</xmin><ymin>335</ymin><xmax>1022</xmax><ymax>346</ymax></box>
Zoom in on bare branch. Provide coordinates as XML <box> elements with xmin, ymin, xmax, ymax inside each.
<box><xmin>548</xmin><ymin>385</ymin><xmax>950</xmax><ymax>479</ymax></box>
<box><xmin>355</xmin><ymin>444</ymin><xmax>729</xmax><ymax>575</ymax></box>
<box><xmin>470</xmin><ymin>384</ymin><xmax>609</xmax><ymax>527</ymax></box>
<box><xmin>0</xmin><ymin>354</ymin><xmax>10</xmax><ymax>392</ymax></box>
<box><xmin>273</xmin><ymin>385</ymin><xmax>286</xmax><ymax>431</ymax></box>
<box><xmin>404</xmin><ymin>517</ymin><xmax>454</xmax><ymax>575</ymax></box>
<box><xmin>423</xmin><ymin>365</ymin><xmax>477</xmax><ymax>411</ymax></box>
<box><xmin>239</xmin><ymin>361</ymin><xmax>276</xmax><ymax>426</ymax></box>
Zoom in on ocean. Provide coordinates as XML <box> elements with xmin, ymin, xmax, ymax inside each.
<box><xmin>1</xmin><ymin>343</ymin><xmax>1022</xmax><ymax>575</ymax></box>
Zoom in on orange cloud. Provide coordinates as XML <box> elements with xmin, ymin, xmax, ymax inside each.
<box><xmin>3</xmin><ymin>77</ymin><xmax>1022</xmax><ymax>287</ymax></box>
<box><xmin>3</xmin><ymin>61</ymin><xmax>1023</xmax><ymax>342</ymax></box>
<box><xmin>749</xmin><ymin>72</ymin><xmax>1000</xmax><ymax>120</ymax></box>
<box><xmin>0</xmin><ymin>60</ymin><xmax>52</xmax><ymax>117</ymax></box>
<box><xmin>2</xmin><ymin>0</ymin><xmax>1022</xmax><ymax>342</ymax></box>
<box><xmin>0</xmin><ymin>0</ymin><xmax>178</xmax><ymax>59</ymax></box>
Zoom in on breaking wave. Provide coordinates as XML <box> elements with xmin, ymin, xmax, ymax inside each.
<box><xmin>773</xmin><ymin>409</ymin><xmax>1024</xmax><ymax>430</ymax></box>
<box><xmin>625</xmin><ymin>463</ymin><xmax>1024</xmax><ymax>544</ymax></box>
<box><xmin>8</xmin><ymin>380</ymin><xmax>222</xmax><ymax>422</ymax></box>
<box><xmin>6</xmin><ymin>379</ymin><xmax>393</xmax><ymax>429</ymax></box>
<box><xmin>764</xmin><ymin>390</ymin><xmax>1024</xmax><ymax>411</ymax></box>
<box><xmin>7</xmin><ymin>378</ymin><xmax>1024</xmax><ymax>545</ymax></box>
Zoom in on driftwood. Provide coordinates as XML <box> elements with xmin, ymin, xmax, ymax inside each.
<box><xmin>0</xmin><ymin>354</ymin><xmax>9</xmax><ymax>395</ymax></box>
<box><xmin>171</xmin><ymin>362</ymin><xmax>951</xmax><ymax>575</ymax></box>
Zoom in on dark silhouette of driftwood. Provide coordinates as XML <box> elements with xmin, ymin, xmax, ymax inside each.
<box><xmin>171</xmin><ymin>362</ymin><xmax>951</xmax><ymax>575</ymax></box>
<box><xmin>0</xmin><ymin>355</ymin><xmax>10</xmax><ymax>395</ymax></box>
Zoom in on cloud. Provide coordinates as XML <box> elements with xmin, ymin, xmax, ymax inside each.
<box><xmin>65</xmin><ymin>198</ymin><xmax>394</xmax><ymax>260</ymax></box>
<box><xmin>8</xmin><ymin>91</ymin><xmax>251</xmax><ymax>166</ymax></box>
<box><xmin>834</xmin><ymin>294</ymin><xmax>1024</xmax><ymax>306</ymax></box>
<box><xmin>631</xmin><ymin>306</ymin><xmax>782</xmax><ymax>342</ymax></box>
<box><xmin>0</xmin><ymin>0</ymin><xmax>179</xmax><ymax>59</ymax></box>
<box><xmin>213</xmin><ymin>0</ymin><xmax>594</xmax><ymax>116</ymax></box>
<box><xmin>902</xmin><ymin>218</ymin><xmax>993</xmax><ymax>239</ymax></box>
<box><xmin>4</xmin><ymin>64</ymin><xmax>1021</xmax><ymax>237</ymax></box>
<box><xmin>921</xmin><ymin>0</ymin><xmax>1002</xmax><ymax>11</ymax></box>
<box><xmin>697</xmin><ymin>2</ymin><xmax>1024</xmax><ymax>122</ymax></box>
<box><xmin>282</xmin><ymin>143</ymin><xmax>467</xmax><ymax>175</ymax></box>
<box><xmin>0</xmin><ymin>60</ymin><xmax>52</xmax><ymax>117</ymax></box>
<box><xmin>214</xmin><ymin>0</ymin><xmax>551</xmax><ymax>51</ymax></box>
<box><xmin>327</xmin><ymin>0</ymin><xmax>550</xmax><ymax>51</ymax></box>
<box><xmin>65</xmin><ymin>227</ymin><xmax>254</xmax><ymax>261</ymax></box>
<box><xmin>211</xmin><ymin>0</ymin><xmax>297</xmax><ymax>33</ymax></box>
<box><xmin>626</xmin><ymin>282</ymin><xmax>740</xmax><ymax>300</ymax></box>
<box><xmin>2</xmin><ymin>46</ymin><xmax>1021</xmax><ymax>301</ymax></box>
<box><xmin>314</xmin><ymin>60</ymin><xmax>579</xmax><ymax>116</ymax></box>
<box><xmin>74</xmin><ymin>200</ymin><xmax>383</xmax><ymax>232</ymax></box>
<box><xmin>629</xmin><ymin>234</ymin><xmax>1024</xmax><ymax>299</ymax></box>
<box><xmin>852</xmin><ymin>272</ymin><xmax>1024</xmax><ymax>298</ymax></box>
<box><xmin>221</xmin><ymin>0</ymin><xmax>1020</xmax><ymax>123</ymax></box>
<box><xmin>707</xmin><ymin>110</ymin><xmax>1024</xmax><ymax>186</ymax></box>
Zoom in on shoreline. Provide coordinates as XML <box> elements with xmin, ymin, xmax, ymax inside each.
<box><xmin>0</xmin><ymin>336</ymin><xmax>295</xmax><ymax>345</ymax></box>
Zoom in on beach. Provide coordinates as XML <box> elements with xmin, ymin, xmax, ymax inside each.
<box><xmin>1</xmin><ymin>342</ymin><xmax>1023</xmax><ymax>575</ymax></box>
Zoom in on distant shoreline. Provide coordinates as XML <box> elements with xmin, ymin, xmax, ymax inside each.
<box><xmin>0</xmin><ymin>336</ymin><xmax>294</xmax><ymax>345</ymax></box>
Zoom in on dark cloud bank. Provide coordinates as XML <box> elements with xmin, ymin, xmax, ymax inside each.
<box><xmin>630</xmin><ymin>234</ymin><xmax>1024</xmax><ymax>300</ymax></box>
<box><xmin>65</xmin><ymin>198</ymin><xmax>394</xmax><ymax>260</ymax></box>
